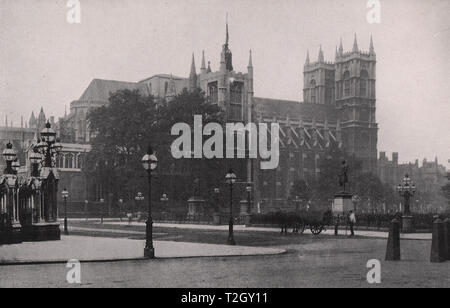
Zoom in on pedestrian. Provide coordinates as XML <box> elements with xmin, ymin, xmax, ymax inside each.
<box><xmin>348</xmin><ymin>210</ymin><xmax>356</xmax><ymax>237</ymax></box>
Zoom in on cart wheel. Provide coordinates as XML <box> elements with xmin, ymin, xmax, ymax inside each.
<box><xmin>293</xmin><ymin>219</ymin><xmax>305</xmax><ymax>234</ymax></box>
<box><xmin>310</xmin><ymin>223</ymin><xmax>323</xmax><ymax>235</ymax></box>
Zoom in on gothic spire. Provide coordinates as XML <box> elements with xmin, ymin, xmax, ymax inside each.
<box><xmin>339</xmin><ymin>38</ymin><xmax>343</xmax><ymax>55</ymax></box>
<box><xmin>190</xmin><ymin>53</ymin><xmax>196</xmax><ymax>77</ymax></box>
<box><xmin>335</xmin><ymin>46</ymin><xmax>338</xmax><ymax>59</ymax></box>
<box><xmin>369</xmin><ymin>35</ymin><xmax>375</xmax><ymax>54</ymax></box>
<box><xmin>305</xmin><ymin>49</ymin><xmax>310</xmax><ymax>65</ymax></box>
<box><xmin>225</xmin><ymin>13</ymin><xmax>229</xmax><ymax>47</ymax></box>
<box><xmin>248</xmin><ymin>49</ymin><xmax>253</xmax><ymax>68</ymax></box>
<box><xmin>201</xmin><ymin>50</ymin><xmax>206</xmax><ymax>71</ymax></box>
<box><xmin>318</xmin><ymin>45</ymin><xmax>324</xmax><ymax>63</ymax></box>
<box><xmin>352</xmin><ymin>33</ymin><xmax>359</xmax><ymax>53</ymax></box>
<box><xmin>189</xmin><ymin>53</ymin><xmax>197</xmax><ymax>91</ymax></box>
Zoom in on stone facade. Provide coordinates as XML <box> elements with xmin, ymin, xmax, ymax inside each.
<box><xmin>378</xmin><ymin>152</ymin><xmax>448</xmax><ymax>212</ymax></box>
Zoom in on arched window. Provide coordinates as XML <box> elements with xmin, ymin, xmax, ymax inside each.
<box><xmin>360</xmin><ymin>70</ymin><xmax>369</xmax><ymax>97</ymax></box>
<box><xmin>67</xmin><ymin>154</ymin><xmax>73</xmax><ymax>169</ymax></box>
<box><xmin>77</xmin><ymin>154</ymin><xmax>84</xmax><ymax>169</ymax></box>
<box><xmin>343</xmin><ymin>71</ymin><xmax>350</xmax><ymax>97</ymax></box>
<box><xmin>310</xmin><ymin>79</ymin><xmax>316</xmax><ymax>103</ymax></box>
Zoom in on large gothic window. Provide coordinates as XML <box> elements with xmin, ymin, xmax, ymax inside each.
<box><xmin>207</xmin><ymin>81</ymin><xmax>218</xmax><ymax>103</ymax></box>
<box><xmin>310</xmin><ymin>79</ymin><xmax>316</xmax><ymax>103</ymax></box>
<box><xmin>343</xmin><ymin>71</ymin><xmax>350</xmax><ymax>97</ymax></box>
<box><xmin>360</xmin><ymin>70</ymin><xmax>369</xmax><ymax>97</ymax></box>
<box><xmin>229</xmin><ymin>82</ymin><xmax>243</xmax><ymax>121</ymax></box>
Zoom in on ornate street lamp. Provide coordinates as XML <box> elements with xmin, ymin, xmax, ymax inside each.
<box><xmin>35</xmin><ymin>122</ymin><xmax>62</xmax><ymax>168</ymax></box>
<box><xmin>62</xmin><ymin>188</ymin><xmax>69</xmax><ymax>235</ymax></box>
<box><xmin>141</xmin><ymin>145</ymin><xmax>158</xmax><ymax>259</ymax></box>
<box><xmin>397</xmin><ymin>174</ymin><xmax>416</xmax><ymax>215</ymax></box>
<box><xmin>2</xmin><ymin>142</ymin><xmax>17</xmax><ymax>175</ymax></box>
<box><xmin>397</xmin><ymin>174</ymin><xmax>416</xmax><ymax>233</ymax></box>
<box><xmin>225</xmin><ymin>168</ymin><xmax>237</xmax><ymax>245</ymax></box>
<box><xmin>29</xmin><ymin>148</ymin><xmax>42</xmax><ymax>177</ymax></box>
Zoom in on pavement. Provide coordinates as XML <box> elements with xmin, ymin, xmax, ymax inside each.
<box><xmin>0</xmin><ymin>236</ymin><xmax>285</xmax><ymax>265</ymax></box>
<box><xmin>98</xmin><ymin>221</ymin><xmax>432</xmax><ymax>240</ymax></box>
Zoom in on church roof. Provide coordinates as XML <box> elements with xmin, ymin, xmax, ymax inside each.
<box><xmin>139</xmin><ymin>74</ymin><xmax>186</xmax><ymax>83</ymax></box>
<box><xmin>78</xmin><ymin>79</ymin><xmax>150</xmax><ymax>102</ymax></box>
<box><xmin>253</xmin><ymin>97</ymin><xmax>337</xmax><ymax>123</ymax></box>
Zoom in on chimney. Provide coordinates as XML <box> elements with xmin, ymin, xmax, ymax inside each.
<box><xmin>392</xmin><ymin>152</ymin><xmax>399</xmax><ymax>165</ymax></box>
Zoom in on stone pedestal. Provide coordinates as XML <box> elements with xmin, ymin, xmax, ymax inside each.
<box><xmin>187</xmin><ymin>197</ymin><xmax>205</xmax><ymax>220</ymax></box>
<box><xmin>401</xmin><ymin>215</ymin><xmax>415</xmax><ymax>233</ymax></box>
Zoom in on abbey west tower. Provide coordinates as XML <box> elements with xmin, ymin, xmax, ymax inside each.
<box><xmin>303</xmin><ymin>35</ymin><xmax>378</xmax><ymax>173</ymax></box>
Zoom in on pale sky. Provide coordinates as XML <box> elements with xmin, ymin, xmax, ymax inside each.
<box><xmin>0</xmin><ymin>0</ymin><xmax>449</xmax><ymax>168</ymax></box>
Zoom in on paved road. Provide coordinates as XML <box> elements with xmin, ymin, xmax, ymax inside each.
<box><xmin>0</xmin><ymin>230</ymin><xmax>448</xmax><ymax>288</ymax></box>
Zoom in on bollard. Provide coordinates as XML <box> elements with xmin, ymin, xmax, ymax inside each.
<box><xmin>334</xmin><ymin>215</ymin><xmax>339</xmax><ymax>236</ymax></box>
<box><xmin>430</xmin><ymin>218</ymin><xmax>446</xmax><ymax>263</ymax></box>
<box><xmin>386</xmin><ymin>218</ymin><xmax>401</xmax><ymax>261</ymax></box>
<box><xmin>443</xmin><ymin>218</ymin><xmax>450</xmax><ymax>261</ymax></box>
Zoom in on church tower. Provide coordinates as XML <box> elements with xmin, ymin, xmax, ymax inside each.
<box><xmin>303</xmin><ymin>46</ymin><xmax>335</xmax><ymax>105</ymax></box>
<box><xmin>335</xmin><ymin>34</ymin><xmax>378</xmax><ymax>173</ymax></box>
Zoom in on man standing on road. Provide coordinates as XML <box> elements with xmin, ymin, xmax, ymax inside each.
<box><xmin>348</xmin><ymin>210</ymin><xmax>356</xmax><ymax>237</ymax></box>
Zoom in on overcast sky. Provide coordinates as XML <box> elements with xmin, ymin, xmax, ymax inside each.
<box><xmin>0</xmin><ymin>0</ymin><xmax>449</xmax><ymax>168</ymax></box>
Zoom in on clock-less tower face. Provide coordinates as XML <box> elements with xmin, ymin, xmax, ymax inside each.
<box><xmin>335</xmin><ymin>51</ymin><xmax>378</xmax><ymax>173</ymax></box>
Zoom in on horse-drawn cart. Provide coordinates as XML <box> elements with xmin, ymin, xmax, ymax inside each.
<box><xmin>281</xmin><ymin>210</ymin><xmax>333</xmax><ymax>235</ymax></box>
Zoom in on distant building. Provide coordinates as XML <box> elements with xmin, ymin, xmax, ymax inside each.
<box><xmin>378</xmin><ymin>152</ymin><xmax>448</xmax><ymax>212</ymax></box>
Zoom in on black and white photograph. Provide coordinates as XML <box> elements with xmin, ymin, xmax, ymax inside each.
<box><xmin>0</xmin><ymin>0</ymin><xmax>449</xmax><ymax>292</ymax></box>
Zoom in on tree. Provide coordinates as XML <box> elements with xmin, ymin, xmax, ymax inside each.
<box><xmin>85</xmin><ymin>89</ymin><xmax>157</xmax><ymax>203</ymax></box>
<box><xmin>84</xmin><ymin>88</ymin><xmax>227</xmax><ymax>208</ymax></box>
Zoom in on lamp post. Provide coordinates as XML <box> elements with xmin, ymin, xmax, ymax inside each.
<box><xmin>246</xmin><ymin>185</ymin><xmax>252</xmax><ymax>214</ymax></box>
<box><xmin>34</xmin><ymin>121</ymin><xmax>62</xmax><ymax>226</ymax></box>
<box><xmin>35</xmin><ymin>122</ymin><xmax>62</xmax><ymax>168</ymax></box>
<box><xmin>62</xmin><ymin>188</ymin><xmax>69</xmax><ymax>235</ymax></box>
<box><xmin>141</xmin><ymin>146</ymin><xmax>158</xmax><ymax>259</ymax></box>
<box><xmin>135</xmin><ymin>192</ymin><xmax>145</xmax><ymax>215</ymax></box>
<box><xmin>99</xmin><ymin>198</ymin><xmax>105</xmax><ymax>224</ymax></box>
<box><xmin>214</xmin><ymin>188</ymin><xmax>220</xmax><ymax>212</ymax></box>
<box><xmin>225</xmin><ymin>168</ymin><xmax>236</xmax><ymax>245</ymax></box>
<box><xmin>2</xmin><ymin>142</ymin><xmax>21</xmax><ymax>242</ymax></box>
<box><xmin>397</xmin><ymin>174</ymin><xmax>416</xmax><ymax>233</ymax></box>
